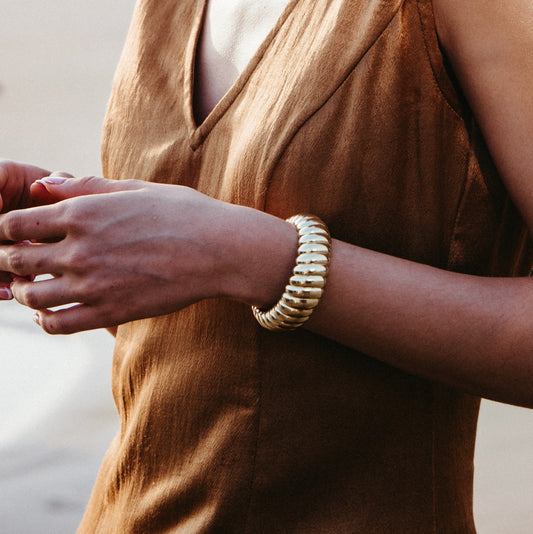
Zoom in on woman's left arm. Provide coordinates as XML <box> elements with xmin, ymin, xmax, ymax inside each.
<box><xmin>1</xmin><ymin>1</ymin><xmax>533</xmax><ymax>407</ymax></box>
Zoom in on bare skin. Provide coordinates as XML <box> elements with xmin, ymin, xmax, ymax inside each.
<box><xmin>195</xmin><ymin>0</ymin><xmax>290</xmax><ymax>122</ymax></box>
<box><xmin>1</xmin><ymin>0</ymin><xmax>533</xmax><ymax>408</ymax></box>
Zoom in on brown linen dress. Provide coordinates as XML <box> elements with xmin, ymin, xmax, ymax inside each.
<box><xmin>78</xmin><ymin>0</ymin><xmax>533</xmax><ymax>532</ymax></box>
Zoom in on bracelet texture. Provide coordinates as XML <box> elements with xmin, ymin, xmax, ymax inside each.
<box><xmin>252</xmin><ymin>214</ymin><xmax>331</xmax><ymax>331</ymax></box>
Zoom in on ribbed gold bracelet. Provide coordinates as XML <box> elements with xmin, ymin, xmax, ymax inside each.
<box><xmin>252</xmin><ymin>214</ymin><xmax>331</xmax><ymax>331</ymax></box>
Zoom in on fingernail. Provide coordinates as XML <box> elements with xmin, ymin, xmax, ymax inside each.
<box><xmin>36</xmin><ymin>176</ymin><xmax>68</xmax><ymax>186</ymax></box>
<box><xmin>0</xmin><ymin>287</ymin><xmax>13</xmax><ymax>300</ymax></box>
<box><xmin>33</xmin><ymin>312</ymin><xmax>41</xmax><ymax>326</ymax></box>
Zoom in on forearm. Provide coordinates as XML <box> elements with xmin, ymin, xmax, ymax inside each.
<box><xmin>3</xmin><ymin>179</ymin><xmax>532</xmax><ymax>406</ymax></box>
<box><xmin>235</xmin><ymin>214</ymin><xmax>533</xmax><ymax>407</ymax></box>
<box><xmin>307</xmin><ymin>241</ymin><xmax>533</xmax><ymax>407</ymax></box>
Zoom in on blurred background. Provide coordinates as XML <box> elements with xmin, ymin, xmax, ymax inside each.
<box><xmin>0</xmin><ymin>1</ymin><xmax>131</xmax><ymax>532</ymax></box>
<box><xmin>0</xmin><ymin>1</ymin><xmax>532</xmax><ymax>532</ymax></box>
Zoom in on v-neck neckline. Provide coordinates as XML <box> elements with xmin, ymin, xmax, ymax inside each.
<box><xmin>184</xmin><ymin>0</ymin><xmax>301</xmax><ymax>150</ymax></box>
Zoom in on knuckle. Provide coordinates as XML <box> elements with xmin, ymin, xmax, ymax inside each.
<box><xmin>64</xmin><ymin>246</ymin><xmax>91</xmax><ymax>272</ymax></box>
<box><xmin>67</xmin><ymin>278</ymin><xmax>90</xmax><ymax>304</ymax></box>
<box><xmin>6</xmin><ymin>248</ymin><xmax>25</xmax><ymax>273</ymax></box>
<box><xmin>3</xmin><ymin>212</ymin><xmax>23</xmax><ymax>241</ymax></box>
<box><xmin>122</xmin><ymin>178</ymin><xmax>143</xmax><ymax>190</ymax></box>
<box><xmin>33</xmin><ymin>254</ymin><xmax>47</xmax><ymax>273</ymax></box>
<box><xmin>81</xmin><ymin>280</ymin><xmax>101</xmax><ymax>304</ymax></box>
<box><xmin>59</xmin><ymin>202</ymin><xmax>83</xmax><ymax>232</ymax></box>
<box><xmin>74</xmin><ymin>272</ymin><xmax>108</xmax><ymax>306</ymax></box>
<box><xmin>79</xmin><ymin>175</ymin><xmax>100</xmax><ymax>188</ymax></box>
<box><xmin>19</xmin><ymin>285</ymin><xmax>40</xmax><ymax>309</ymax></box>
<box><xmin>61</xmin><ymin>199</ymin><xmax>97</xmax><ymax>235</ymax></box>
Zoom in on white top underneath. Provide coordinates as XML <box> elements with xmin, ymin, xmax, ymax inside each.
<box><xmin>195</xmin><ymin>0</ymin><xmax>291</xmax><ymax>122</ymax></box>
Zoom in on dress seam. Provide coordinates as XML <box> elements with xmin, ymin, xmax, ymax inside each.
<box><xmin>242</xmin><ymin>335</ymin><xmax>263</xmax><ymax>533</ymax></box>
<box><xmin>260</xmin><ymin>1</ymin><xmax>405</xmax><ymax>210</ymax></box>
<box><xmin>445</xmin><ymin>145</ymin><xmax>473</xmax><ymax>271</ymax></box>
<box><xmin>431</xmin><ymin>385</ymin><xmax>438</xmax><ymax>534</ymax></box>
<box><xmin>415</xmin><ymin>0</ymin><xmax>463</xmax><ymax>120</ymax></box>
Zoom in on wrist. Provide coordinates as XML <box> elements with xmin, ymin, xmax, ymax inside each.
<box><xmin>251</xmin><ymin>215</ymin><xmax>332</xmax><ymax>331</ymax></box>
<box><xmin>217</xmin><ymin>205</ymin><xmax>299</xmax><ymax>309</ymax></box>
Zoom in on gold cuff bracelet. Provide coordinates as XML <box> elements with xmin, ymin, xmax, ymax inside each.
<box><xmin>252</xmin><ymin>214</ymin><xmax>331</xmax><ymax>331</ymax></box>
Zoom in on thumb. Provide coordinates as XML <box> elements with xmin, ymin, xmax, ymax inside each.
<box><xmin>31</xmin><ymin>175</ymin><xmax>142</xmax><ymax>201</ymax></box>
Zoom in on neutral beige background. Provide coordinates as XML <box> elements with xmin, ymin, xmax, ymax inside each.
<box><xmin>0</xmin><ymin>1</ymin><xmax>532</xmax><ymax>532</ymax></box>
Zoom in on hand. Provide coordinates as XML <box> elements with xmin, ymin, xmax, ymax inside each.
<box><xmin>0</xmin><ymin>160</ymin><xmax>74</xmax><ymax>298</ymax></box>
<box><xmin>0</xmin><ymin>176</ymin><xmax>294</xmax><ymax>334</ymax></box>
<box><xmin>0</xmin><ymin>159</ymin><xmax>47</xmax><ymax>213</ymax></box>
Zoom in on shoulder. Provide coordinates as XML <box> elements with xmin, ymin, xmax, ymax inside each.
<box><xmin>432</xmin><ymin>0</ymin><xmax>533</xmax><ymax>232</ymax></box>
<box><xmin>432</xmin><ymin>0</ymin><xmax>531</xmax><ymax>58</ymax></box>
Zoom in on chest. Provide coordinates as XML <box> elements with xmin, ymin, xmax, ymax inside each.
<box><xmin>104</xmin><ymin>0</ymin><xmax>489</xmax><ymax>271</ymax></box>
<box><xmin>194</xmin><ymin>0</ymin><xmax>291</xmax><ymax>122</ymax></box>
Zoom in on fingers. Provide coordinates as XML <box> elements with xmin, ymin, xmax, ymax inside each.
<box><xmin>0</xmin><ymin>286</ymin><xmax>12</xmax><ymax>300</ymax></box>
<box><xmin>30</xmin><ymin>171</ymin><xmax>74</xmax><ymax>205</ymax></box>
<box><xmin>5</xmin><ymin>176</ymin><xmax>146</xmax><ymax>242</ymax></box>
<box><xmin>0</xmin><ymin>205</ymin><xmax>66</xmax><ymax>242</ymax></box>
<box><xmin>0</xmin><ymin>269</ymin><xmax>14</xmax><ymax>299</ymax></box>
<box><xmin>0</xmin><ymin>160</ymin><xmax>53</xmax><ymax>211</ymax></box>
<box><xmin>0</xmin><ymin>241</ymin><xmax>63</xmax><ymax>278</ymax></box>
<box><xmin>11</xmin><ymin>271</ymin><xmax>124</xmax><ymax>334</ymax></box>
<box><xmin>34</xmin><ymin>304</ymin><xmax>111</xmax><ymax>335</ymax></box>
<box><xmin>31</xmin><ymin>175</ymin><xmax>143</xmax><ymax>203</ymax></box>
<box><xmin>10</xmin><ymin>275</ymin><xmax>72</xmax><ymax>310</ymax></box>
<box><xmin>12</xmin><ymin>277</ymin><xmax>110</xmax><ymax>334</ymax></box>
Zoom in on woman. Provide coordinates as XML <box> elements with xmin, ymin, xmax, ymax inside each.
<box><xmin>0</xmin><ymin>0</ymin><xmax>532</xmax><ymax>531</ymax></box>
